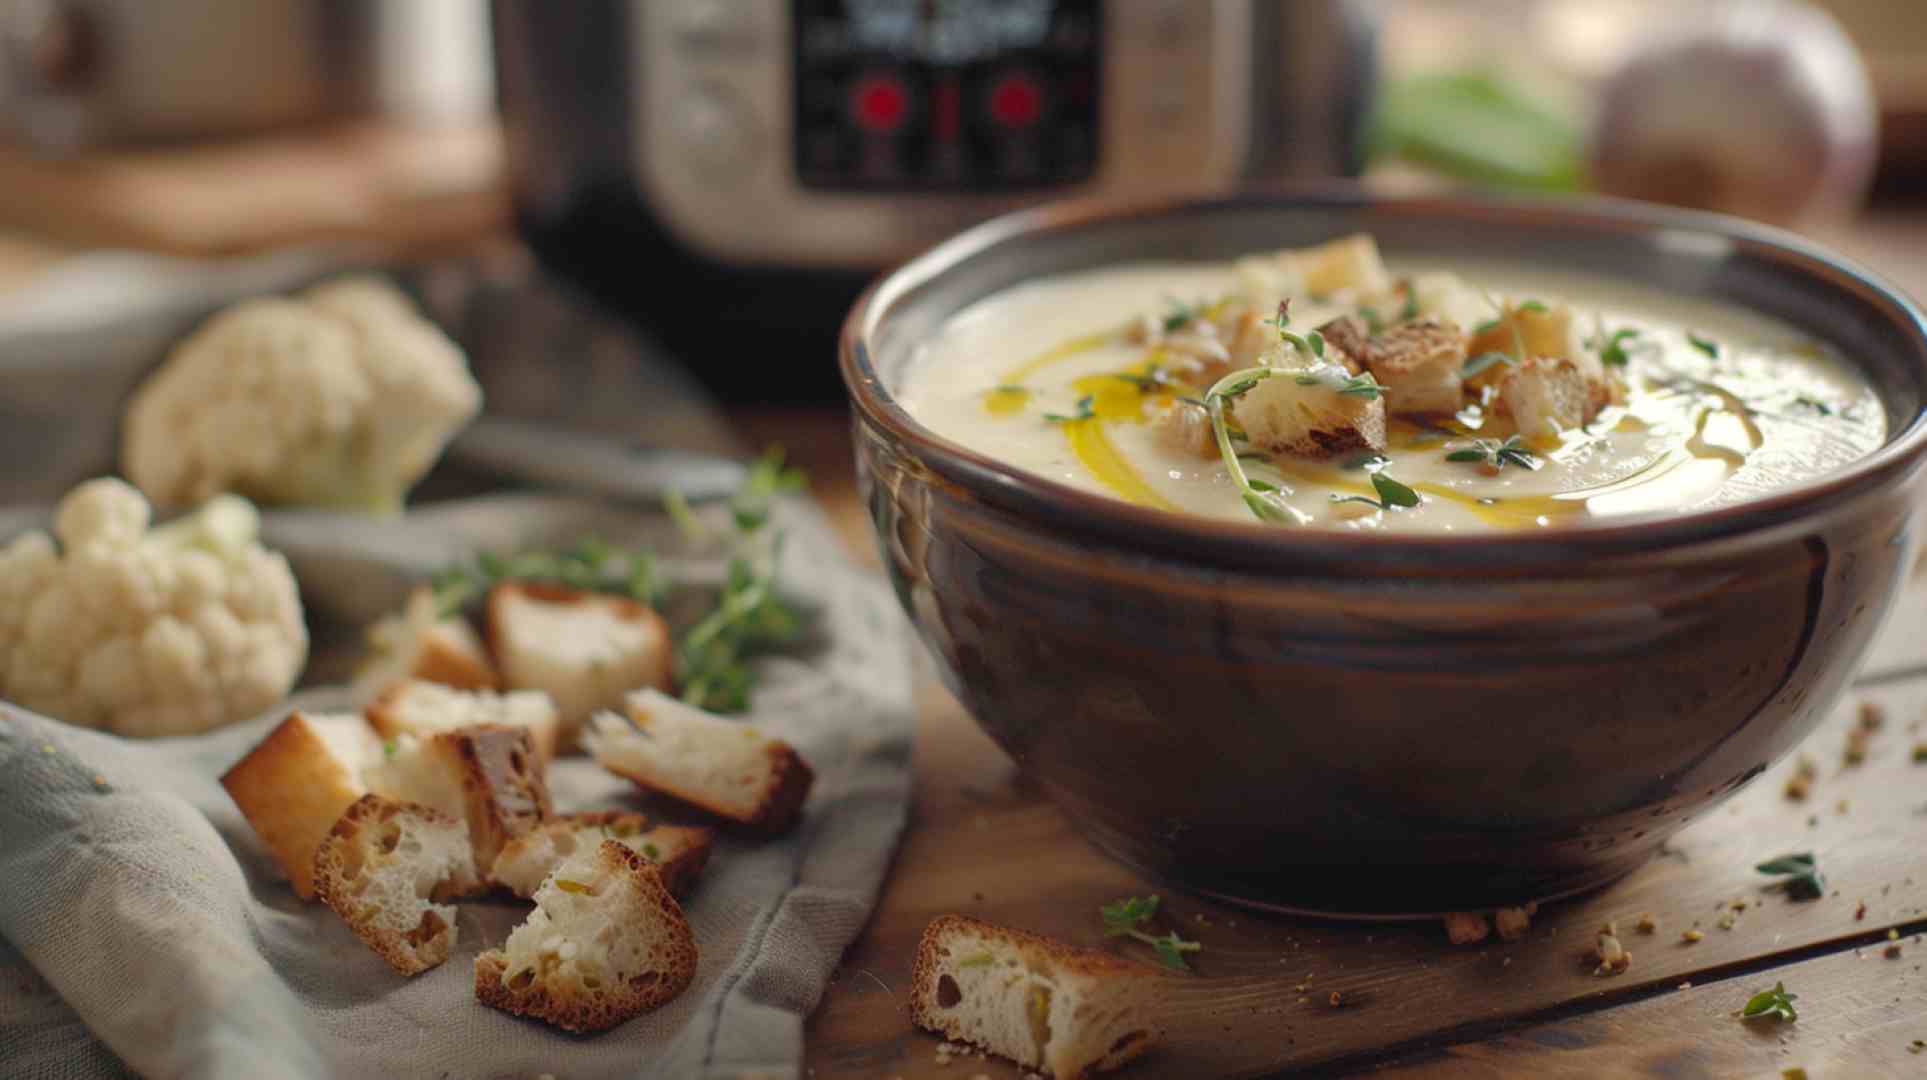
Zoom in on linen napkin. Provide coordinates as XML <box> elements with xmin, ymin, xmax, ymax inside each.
<box><xmin>0</xmin><ymin>494</ymin><xmax>913</xmax><ymax>1080</ymax></box>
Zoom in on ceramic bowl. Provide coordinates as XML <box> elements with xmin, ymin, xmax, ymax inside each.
<box><xmin>839</xmin><ymin>193</ymin><xmax>1927</xmax><ymax>916</ymax></box>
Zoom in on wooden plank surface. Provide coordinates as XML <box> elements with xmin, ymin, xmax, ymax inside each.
<box><xmin>745</xmin><ymin>411</ymin><xmax>1927</xmax><ymax>1079</ymax></box>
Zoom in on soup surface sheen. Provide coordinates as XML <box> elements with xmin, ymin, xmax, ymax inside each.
<box><xmin>900</xmin><ymin>237</ymin><xmax>1886</xmax><ymax>533</ymax></box>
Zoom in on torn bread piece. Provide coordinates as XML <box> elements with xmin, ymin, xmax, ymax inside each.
<box><xmin>221</xmin><ymin>710</ymin><xmax>381</xmax><ymax>899</ymax></box>
<box><xmin>909</xmin><ymin>914</ymin><xmax>1164</xmax><ymax>1080</ymax></box>
<box><xmin>1499</xmin><ymin>357</ymin><xmax>1598</xmax><ymax>441</ymax></box>
<box><xmin>486</xmin><ymin>582</ymin><xmax>673</xmax><ymax>749</ymax></box>
<box><xmin>1357</xmin><ymin>319</ymin><xmax>1468</xmax><ymax>417</ymax></box>
<box><xmin>351</xmin><ymin>586</ymin><xmax>497</xmax><ymax>704</ymax></box>
<box><xmin>584</xmin><ymin>688</ymin><xmax>814</xmax><ymax>833</ymax></box>
<box><xmin>490</xmin><ymin>811</ymin><xmax>714</xmax><ymax>899</ymax></box>
<box><xmin>367</xmin><ymin>679</ymin><xmax>561</xmax><ymax>764</ymax></box>
<box><xmin>366</xmin><ymin>724</ymin><xmax>552</xmax><ymax>873</ymax></box>
<box><xmin>1148</xmin><ymin>398</ymin><xmax>1217</xmax><ymax>460</ymax></box>
<box><xmin>312</xmin><ymin>794</ymin><xmax>479</xmax><ymax>975</ymax></box>
<box><xmin>1231</xmin><ymin>364</ymin><xmax>1387</xmax><ymax>459</ymax></box>
<box><xmin>474</xmin><ymin>840</ymin><xmax>697</xmax><ymax>1033</ymax></box>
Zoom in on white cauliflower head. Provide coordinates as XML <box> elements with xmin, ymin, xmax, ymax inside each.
<box><xmin>121</xmin><ymin>279</ymin><xmax>482</xmax><ymax>514</ymax></box>
<box><xmin>0</xmin><ymin>478</ymin><xmax>308</xmax><ymax>737</ymax></box>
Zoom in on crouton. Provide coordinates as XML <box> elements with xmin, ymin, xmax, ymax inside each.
<box><xmin>351</xmin><ymin>586</ymin><xmax>497</xmax><ymax>704</ymax></box>
<box><xmin>1314</xmin><ymin>315</ymin><xmax>1373</xmax><ymax>372</ymax></box>
<box><xmin>1499</xmin><ymin>357</ymin><xmax>1596</xmax><ymax>440</ymax></box>
<box><xmin>1443</xmin><ymin>911</ymin><xmax>1491</xmax><ymax>945</ymax></box>
<box><xmin>486</xmin><ymin>582</ymin><xmax>673</xmax><ymax>750</ymax></box>
<box><xmin>489</xmin><ymin>811</ymin><xmax>713</xmax><ymax>899</ymax></box>
<box><xmin>312</xmin><ymin>795</ymin><xmax>479</xmax><ymax>975</ymax></box>
<box><xmin>909</xmin><ymin>914</ymin><xmax>1164</xmax><ymax>1080</ymax></box>
<box><xmin>1148</xmin><ymin>398</ymin><xmax>1217</xmax><ymax>460</ymax></box>
<box><xmin>1297</xmin><ymin>234</ymin><xmax>1395</xmax><ymax>298</ymax></box>
<box><xmin>474</xmin><ymin>840</ymin><xmax>697</xmax><ymax>1033</ymax></box>
<box><xmin>1359</xmin><ymin>319</ymin><xmax>1468</xmax><ymax>416</ymax></box>
<box><xmin>1218</xmin><ymin>305</ymin><xmax>1277</xmax><ymax>371</ymax></box>
<box><xmin>221</xmin><ymin>710</ymin><xmax>381</xmax><ymax>899</ymax></box>
<box><xmin>366</xmin><ymin>679</ymin><xmax>561</xmax><ymax>764</ymax></box>
<box><xmin>1231</xmin><ymin>366</ymin><xmax>1387</xmax><ymax>459</ymax></box>
<box><xmin>1467</xmin><ymin>301</ymin><xmax>1583</xmax><ymax>367</ymax></box>
<box><xmin>366</xmin><ymin>725</ymin><xmax>552</xmax><ymax>873</ymax></box>
<box><xmin>584</xmin><ymin>689</ymin><xmax>814</xmax><ymax>832</ymax></box>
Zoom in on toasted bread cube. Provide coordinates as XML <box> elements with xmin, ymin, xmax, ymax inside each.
<box><xmin>351</xmin><ymin>586</ymin><xmax>497</xmax><ymax>704</ymax></box>
<box><xmin>1314</xmin><ymin>315</ymin><xmax>1373</xmax><ymax>371</ymax></box>
<box><xmin>221</xmin><ymin>710</ymin><xmax>381</xmax><ymax>899</ymax></box>
<box><xmin>490</xmin><ymin>811</ymin><xmax>713</xmax><ymax>899</ymax></box>
<box><xmin>1361</xmin><ymin>319</ymin><xmax>1468</xmax><ymax>417</ymax></box>
<box><xmin>1467</xmin><ymin>301</ymin><xmax>1582</xmax><ymax>369</ymax></box>
<box><xmin>366</xmin><ymin>679</ymin><xmax>561</xmax><ymax>764</ymax></box>
<box><xmin>474</xmin><ymin>840</ymin><xmax>698</xmax><ymax>1033</ymax></box>
<box><xmin>313</xmin><ymin>795</ymin><xmax>478</xmax><ymax>976</ymax></box>
<box><xmin>1500</xmin><ymin>357</ymin><xmax>1597</xmax><ymax>440</ymax></box>
<box><xmin>1232</xmin><ymin>366</ymin><xmax>1387</xmax><ymax>459</ymax></box>
<box><xmin>909</xmin><ymin>914</ymin><xmax>1164</xmax><ymax>1080</ymax></box>
<box><xmin>584</xmin><ymin>689</ymin><xmax>814</xmax><ymax>832</ymax></box>
<box><xmin>486</xmin><ymin>582</ymin><xmax>672</xmax><ymax>750</ymax></box>
<box><xmin>366</xmin><ymin>724</ymin><xmax>552</xmax><ymax>872</ymax></box>
<box><xmin>1148</xmin><ymin>399</ymin><xmax>1217</xmax><ymax>460</ymax></box>
<box><xmin>1298</xmin><ymin>233</ymin><xmax>1394</xmax><ymax>298</ymax></box>
<box><xmin>1217</xmin><ymin>305</ymin><xmax>1277</xmax><ymax>370</ymax></box>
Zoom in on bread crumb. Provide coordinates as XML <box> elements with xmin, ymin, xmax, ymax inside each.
<box><xmin>1837</xmin><ymin>798</ymin><xmax>1851</xmax><ymax>813</ymax></box>
<box><xmin>1328</xmin><ymin>991</ymin><xmax>1343</xmax><ymax>1007</ymax></box>
<box><xmin>1593</xmin><ymin>929</ymin><xmax>1630</xmax><ymax>976</ymax></box>
<box><xmin>1784</xmin><ymin>774</ymin><xmax>1810</xmax><ymax>800</ymax></box>
<box><xmin>1783</xmin><ymin>1067</ymin><xmax>1809</xmax><ymax>1080</ymax></box>
<box><xmin>1682</xmin><ymin>929</ymin><xmax>1704</xmax><ymax>943</ymax></box>
<box><xmin>1678</xmin><ymin>981</ymin><xmax>1692</xmax><ymax>990</ymax></box>
<box><xmin>1859</xmin><ymin>700</ymin><xmax>1885</xmax><ymax>730</ymax></box>
<box><xmin>1855</xmin><ymin>900</ymin><xmax>1867</xmax><ymax>920</ymax></box>
<box><xmin>1717</xmin><ymin>912</ymin><xmax>1737</xmax><ymax>931</ymax></box>
<box><xmin>1444</xmin><ymin>910</ymin><xmax>1491</xmax><ymax>944</ymax></box>
<box><xmin>1845</xmin><ymin>725</ymin><xmax>1872</xmax><ymax>765</ymax></box>
<box><xmin>1885</xmin><ymin>943</ymin><xmax>1904</xmax><ymax>959</ymax></box>
<box><xmin>1494</xmin><ymin>906</ymin><xmax>1533</xmax><ymax>941</ymax></box>
<box><xmin>1912</xmin><ymin>742</ymin><xmax>1927</xmax><ymax>763</ymax></box>
<box><xmin>1635</xmin><ymin>912</ymin><xmax>1658</xmax><ymax>934</ymax></box>
<box><xmin>1890</xmin><ymin>928</ymin><xmax>1901</xmax><ymax>941</ymax></box>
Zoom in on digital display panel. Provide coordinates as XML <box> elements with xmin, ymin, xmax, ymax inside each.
<box><xmin>793</xmin><ymin>0</ymin><xmax>1100</xmax><ymax>190</ymax></box>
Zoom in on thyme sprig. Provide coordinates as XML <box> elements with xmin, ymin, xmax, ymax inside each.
<box><xmin>431</xmin><ymin>536</ymin><xmax>662</xmax><ymax>617</ymax></box>
<box><xmin>1331</xmin><ymin>471</ymin><xmax>1421</xmax><ymax>512</ymax></box>
<box><xmin>1100</xmin><ymin>894</ymin><xmax>1202</xmax><ymax>972</ymax></box>
<box><xmin>1205</xmin><ymin>366</ymin><xmax>1307</xmax><ymax>524</ymax></box>
<box><xmin>1446</xmin><ymin>435</ymin><xmax>1539</xmax><ymax>471</ymax></box>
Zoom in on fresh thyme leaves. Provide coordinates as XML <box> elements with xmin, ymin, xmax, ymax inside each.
<box><xmin>1114</xmin><ymin>367</ymin><xmax>1165</xmax><ymax>391</ymax></box>
<box><xmin>1740</xmin><ymin>982</ymin><xmax>1798</xmax><ymax>1023</ymax></box>
<box><xmin>1595</xmin><ymin>328</ymin><xmax>1641</xmax><ymax>367</ymax></box>
<box><xmin>1337</xmin><ymin>372</ymin><xmax>1383</xmax><ymax>399</ymax></box>
<box><xmin>1792</xmin><ymin>395</ymin><xmax>1833</xmax><ymax>416</ymax></box>
<box><xmin>1516</xmin><ymin>299</ymin><xmax>1548</xmax><ymax>313</ymax></box>
<box><xmin>1332</xmin><ymin>471</ymin><xmax>1421</xmax><ymax>511</ymax></box>
<box><xmin>1162</xmin><ymin>296</ymin><xmax>1204</xmax><ymax>332</ymax></box>
<box><xmin>677</xmin><ymin>540</ymin><xmax>804</xmax><ymax>713</ymax></box>
<box><xmin>1755</xmin><ymin>853</ymin><xmax>1826</xmax><ymax>900</ymax></box>
<box><xmin>1100</xmin><ymin>894</ymin><xmax>1202</xmax><ymax>972</ymax></box>
<box><xmin>662</xmin><ymin>487</ymin><xmax>707</xmax><ymax>544</ymax></box>
<box><xmin>1462</xmin><ymin>351</ymin><xmax>1515</xmax><ymax>379</ymax></box>
<box><xmin>1266</xmin><ymin>299</ymin><xmax>1325</xmax><ymax>359</ymax></box>
<box><xmin>1445</xmin><ymin>435</ymin><xmax>1538</xmax><ymax>471</ymax></box>
<box><xmin>1687</xmin><ymin>332</ymin><xmax>1720</xmax><ymax>359</ymax></box>
<box><xmin>432</xmin><ymin>536</ymin><xmax>663</xmax><ymax>616</ymax></box>
<box><xmin>1204</xmin><ymin>366</ymin><xmax>1303</xmax><ymax>524</ymax></box>
<box><xmin>382</xmin><ymin>739</ymin><xmax>398</xmax><ymax>759</ymax></box>
<box><xmin>1044</xmin><ymin>395</ymin><xmax>1097</xmax><ymax>423</ymax></box>
<box><xmin>730</xmin><ymin>446</ymin><xmax>809</xmax><ymax>532</ymax></box>
<box><xmin>1358</xmin><ymin>305</ymin><xmax>1385</xmax><ymax>335</ymax></box>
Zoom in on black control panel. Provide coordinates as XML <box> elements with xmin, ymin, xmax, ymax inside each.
<box><xmin>793</xmin><ymin>0</ymin><xmax>1101</xmax><ymax>190</ymax></box>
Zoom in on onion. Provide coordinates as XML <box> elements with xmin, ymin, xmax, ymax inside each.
<box><xmin>1590</xmin><ymin>0</ymin><xmax>1879</xmax><ymax>225</ymax></box>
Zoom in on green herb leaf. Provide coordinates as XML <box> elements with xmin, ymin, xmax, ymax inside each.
<box><xmin>1740</xmin><ymin>982</ymin><xmax>1798</xmax><ymax>1023</ymax></box>
<box><xmin>1792</xmin><ymin>395</ymin><xmax>1833</xmax><ymax>416</ymax></box>
<box><xmin>1472</xmin><ymin>317</ymin><xmax>1500</xmax><ymax>335</ymax></box>
<box><xmin>1044</xmin><ymin>395</ymin><xmax>1097</xmax><ymax>424</ymax></box>
<box><xmin>730</xmin><ymin>446</ymin><xmax>809</xmax><ymax>532</ymax></box>
<box><xmin>383</xmin><ymin>739</ymin><xmax>398</xmax><ymax>759</ymax></box>
<box><xmin>1307</xmin><ymin>331</ymin><xmax>1326</xmax><ymax>358</ymax></box>
<box><xmin>1446</xmin><ymin>447</ymin><xmax>1489</xmax><ymax>462</ymax></box>
<box><xmin>641</xmin><ymin>842</ymin><xmax>661</xmax><ymax>860</ymax></box>
<box><xmin>1370</xmin><ymin>471</ymin><xmax>1421</xmax><ymax>508</ymax></box>
<box><xmin>1687</xmin><ymin>332</ymin><xmax>1720</xmax><ymax>359</ymax></box>
<box><xmin>1756</xmin><ymin>852</ymin><xmax>1826</xmax><ymax>900</ymax></box>
<box><xmin>1397</xmin><ymin>283</ymin><xmax>1419</xmax><ymax>322</ymax></box>
<box><xmin>1358</xmin><ymin>305</ymin><xmax>1385</xmax><ymax>335</ymax></box>
<box><xmin>1162</xmin><ymin>296</ymin><xmax>1202</xmax><ymax>332</ymax></box>
<box><xmin>1596</xmin><ymin>328</ymin><xmax>1640</xmax><ymax>367</ymax></box>
<box><xmin>431</xmin><ymin>535</ymin><xmax>664</xmax><ymax>614</ymax></box>
<box><xmin>1517</xmin><ymin>300</ymin><xmax>1548</xmax><ymax>313</ymax></box>
<box><xmin>1338</xmin><ymin>372</ymin><xmax>1384</xmax><ymax>399</ymax></box>
<box><xmin>1247</xmin><ymin>478</ymin><xmax>1278</xmax><ymax>493</ymax></box>
<box><xmin>1462</xmin><ymin>351</ymin><xmax>1515</xmax><ymax>379</ymax></box>
<box><xmin>1099</xmin><ymin>894</ymin><xmax>1201</xmax><ymax>971</ymax></box>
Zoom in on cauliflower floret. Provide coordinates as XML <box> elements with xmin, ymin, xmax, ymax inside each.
<box><xmin>121</xmin><ymin>281</ymin><xmax>482</xmax><ymax>514</ymax></box>
<box><xmin>0</xmin><ymin>478</ymin><xmax>307</xmax><ymax>736</ymax></box>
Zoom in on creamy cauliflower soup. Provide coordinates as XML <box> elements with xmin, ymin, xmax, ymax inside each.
<box><xmin>899</xmin><ymin>234</ymin><xmax>1886</xmax><ymax>532</ymax></box>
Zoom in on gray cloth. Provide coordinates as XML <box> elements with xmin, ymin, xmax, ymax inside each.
<box><xmin>0</xmin><ymin>495</ymin><xmax>913</xmax><ymax>1080</ymax></box>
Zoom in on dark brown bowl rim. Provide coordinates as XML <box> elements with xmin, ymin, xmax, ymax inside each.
<box><xmin>839</xmin><ymin>191</ymin><xmax>1927</xmax><ymax>567</ymax></box>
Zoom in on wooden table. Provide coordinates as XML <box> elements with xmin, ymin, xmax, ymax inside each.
<box><xmin>734</xmin><ymin>411</ymin><xmax>1927</xmax><ymax>1080</ymax></box>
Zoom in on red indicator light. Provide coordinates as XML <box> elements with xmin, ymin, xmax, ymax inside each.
<box><xmin>988</xmin><ymin>74</ymin><xmax>1042</xmax><ymax>129</ymax></box>
<box><xmin>850</xmin><ymin>75</ymin><xmax>907</xmax><ymax>134</ymax></box>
